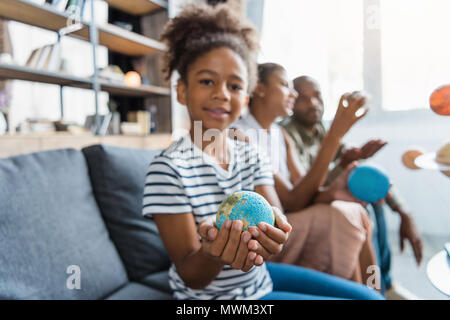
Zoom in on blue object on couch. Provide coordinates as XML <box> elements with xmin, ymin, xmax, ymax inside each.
<box><xmin>0</xmin><ymin>146</ymin><xmax>173</xmax><ymax>299</ymax></box>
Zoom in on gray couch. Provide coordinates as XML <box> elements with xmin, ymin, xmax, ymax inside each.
<box><xmin>0</xmin><ymin>145</ymin><xmax>173</xmax><ymax>299</ymax></box>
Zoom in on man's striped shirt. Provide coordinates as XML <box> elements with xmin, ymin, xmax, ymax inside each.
<box><xmin>142</xmin><ymin>134</ymin><xmax>274</xmax><ymax>300</ymax></box>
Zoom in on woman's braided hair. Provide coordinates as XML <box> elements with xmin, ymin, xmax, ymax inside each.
<box><xmin>160</xmin><ymin>2</ymin><xmax>260</xmax><ymax>93</ymax></box>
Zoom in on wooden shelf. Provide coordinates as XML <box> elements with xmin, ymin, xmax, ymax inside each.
<box><xmin>99</xmin><ymin>80</ymin><xmax>170</xmax><ymax>97</ymax></box>
<box><xmin>105</xmin><ymin>0</ymin><xmax>168</xmax><ymax>16</ymax></box>
<box><xmin>0</xmin><ymin>0</ymin><xmax>166</xmax><ymax>56</ymax></box>
<box><xmin>0</xmin><ymin>63</ymin><xmax>171</xmax><ymax>97</ymax></box>
<box><xmin>0</xmin><ymin>63</ymin><xmax>92</xmax><ymax>88</ymax></box>
<box><xmin>0</xmin><ymin>133</ymin><xmax>173</xmax><ymax>158</ymax></box>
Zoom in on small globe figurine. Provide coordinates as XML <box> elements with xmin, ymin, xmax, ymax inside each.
<box><xmin>216</xmin><ymin>191</ymin><xmax>274</xmax><ymax>231</ymax></box>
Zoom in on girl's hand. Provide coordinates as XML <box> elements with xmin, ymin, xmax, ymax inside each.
<box><xmin>247</xmin><ymin>207</ymin><xmax>292</xmax><ymax>262</ymax></box>
<box><xmin>198</xmin><ymin>217</ymin><xmax>263</xmax><ymax>272</ymax></box>
<box><xmin>329</xmin><ymin>92</ymin><xmax>369</xmax><ymax>139</ymax></box>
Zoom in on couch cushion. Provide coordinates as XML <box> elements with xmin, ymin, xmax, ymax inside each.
<box><xmin>139</xmin><ymin>270</ymin><xmax>172</xmax><ymax>294</ymax></box>
<box><xmin>82</xmin><ymin>145</ymin><xmax>171</xmax><ymax>281</ymax></box>
<box><xmin>0</xmin><ymin>149</ymin><xmax>128</xmax><ymax>299</ymax></box>
<box><xmin>106</xmin><ymin>282</ymin><xmax>172</xmax><ymax>300</ymax></box>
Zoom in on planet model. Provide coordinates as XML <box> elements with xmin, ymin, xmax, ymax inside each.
<box><xmin>436</xmin><ymin>141</ymin><xmax>450</xmax><ymax>165</ymax></box>
<box><xmin>216</xmin><ymin>191</ymin><xmax>274</xmax><ymax>231</ymax></box>
<box><xmin>347</xmin><ymin>164</ymin><xmax>390</xmax><ymax>203</ymax></box>
<box><xmin>430</xmin><ymin>85</ymin><xmax>450</xmax><ymax>116</ymax></box>
<box><xmin>402</xmin><ymin>148</ymin><xmax>426</xmax><ymax>170</ymax></box>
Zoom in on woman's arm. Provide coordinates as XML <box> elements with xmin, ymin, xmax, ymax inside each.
<box><xmin>282</xmin><ymin>128</ymin><xmax>304</xmax><ymax>186</ymax></box>
<box><xmin>278</xmin><ymin>93</ymin><xmax>369</xmax><ymax>213</ymax></box>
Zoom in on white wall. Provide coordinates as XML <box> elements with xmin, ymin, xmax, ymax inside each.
<box><xmin>341</xmin><ymin>110</ymin><xmax>450</xmax><ymax>236</ymax></box>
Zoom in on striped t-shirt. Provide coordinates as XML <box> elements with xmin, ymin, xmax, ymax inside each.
<box><xmin>142</xmin><ymin>134</ymin><xmax>274</xmax><ymax>300</ymax></box>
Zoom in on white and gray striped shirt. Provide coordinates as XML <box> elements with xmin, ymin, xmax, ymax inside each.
<box><xmin>143</xmin><ymin>134</ymin><xmax>274</xmax><ymax>300</ymax></box>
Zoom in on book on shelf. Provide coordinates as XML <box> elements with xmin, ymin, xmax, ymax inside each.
<box><xmin>25</xmin><ymin>47</ymin><xmax>42</xmax><ymax>69</ymax></box>
<box><xmin>35</xmin><ymin>45</ymin><xmax>52</xmax><ymax>70</ymax></box>
<box><xmin>25</xmin><ymin>43</ymin><xmax>61</xmax><ymax>72</ymax></box>
<box><xmin>44</xmin><ymin>43</ymin><xmax>61</xmax><ymax>72</ymax></box>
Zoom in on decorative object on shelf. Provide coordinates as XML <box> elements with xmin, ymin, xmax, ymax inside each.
<box><xmin>65</xmin><ymin>0</ymin><xmax>86</xmax><ymax>17</ymax></box>
<box><xmin>127</xmin><ymin>110</ymin><xmax>151</xmax><ymax>135</ymax></box>
<box><xmin>97</xmin><ymin>65</ymin><xmax>125</xmax><ymax>83</ymax></box>
<box><xmin>45</xmin><ymin>0</ymin><xmax>70</xmax><ymax>12</ymax></box>
<box><xmin>430</xmin><ymin>84</ymin><xmax>450</xmax><ymax>116</ymax></box>
<box><xmin>107</xmin><ymin>99</ymin><xmax>121</xmax><ymax>135</ymax></box>
<box><xmin>124</xmin><ymin>71</ymin><xmax>142</xmax><ymax>87</ymax></box>
<box><xmin>147</xmin><ymin>104</ymin><xmax>157</xmax><ymax>133</ymax></box>
<box><xmin>132</xmin><ymin>56</ymin><xmax>150</xmax><ymax>85</ymax></box>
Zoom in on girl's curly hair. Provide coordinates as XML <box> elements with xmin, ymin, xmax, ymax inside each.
<box><xmin>160</xmin><ymin>2</ymin><xmax>260</xmax><ymax>93</ymax></box>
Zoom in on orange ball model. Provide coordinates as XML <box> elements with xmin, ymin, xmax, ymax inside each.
<box><xmin>430</xmin><ymin>85</ymin><xmax>450</xmax><ymax>116</ymax></box>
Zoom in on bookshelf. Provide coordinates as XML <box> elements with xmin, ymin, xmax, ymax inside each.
<box><xmin>0</xmin><ymin>0</ymin><xmax>167</xmax><ymax>56</ymax></box>
<box><xmin>0</xmin><ymin>0</ymin><xmax>172</xmax><ymax>140</ymax></box>
<box><xmin>104</xmin><ymin>0</ymin><xmax>168</xmax><ymax>16</ymax></box>
<box><xmin>0</xmin><ymin>63</ymin><xmax>171</xmax><ymax>97</ymax></box>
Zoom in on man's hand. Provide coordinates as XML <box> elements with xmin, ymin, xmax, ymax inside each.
<box><xmin>198</xmin><ymin>216</ymin><xmax>262</xmax><ymax>272</ymax></box>
<box><xmin>398</xmin><ymin>210</ymin><xmax>423</xmax><ymax>266</ymax></box>
<box><xmin>339</xmin><ymin>139</ymin><xmax>388</xmax><ymax>168</ymax></box>
<box><xmin>314</xmin><ymin>162</ymin><xmax>368</xmax><ymax>206</ymax></box>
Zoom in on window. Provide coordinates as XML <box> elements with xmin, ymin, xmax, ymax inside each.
<box><xmin>259</xmin><ymin>0</ymin><xmax>363</xmax><ymax>120</ymax></box>
<box><xmin>259</xmin><ymin>0</ymin><xmax>450</xmax><ymax>116</ymax></box>
<box><xmin>380</xmin><ymin>0</ymin><xmax>450</xmax><ymax>111</ymax></box>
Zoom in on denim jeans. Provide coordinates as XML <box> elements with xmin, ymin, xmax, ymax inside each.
<box><xmin>367</xmin><ymin>203</ymin><xmax>392</xmax><ymax>294</ymax></box>
<box><xmin>260</xmin><ymin>262</ymin><xmax>384</xmax><ymax>300</ymax></box>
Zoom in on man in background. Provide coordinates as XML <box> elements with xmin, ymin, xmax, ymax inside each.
<box><xmin>281</xmin><ymin>75</ymin><xmax>423</xmax><ymax>299</ymax></box>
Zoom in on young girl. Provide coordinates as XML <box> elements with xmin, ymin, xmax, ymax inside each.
<box><xmin>143</xmin><ymin>3</ymin><xmax>383</xmax><ymax>300</ymax></box>
<box><xmin>232</xmin><ymin>63</ymin><xmax>378</xmax><ymax>285</ymax></box>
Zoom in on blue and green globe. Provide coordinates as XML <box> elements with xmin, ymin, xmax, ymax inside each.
<box><xmin>216</xmin><ymin>191</ymin><xmax>275</xmax><ymax>231</ymax></box>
